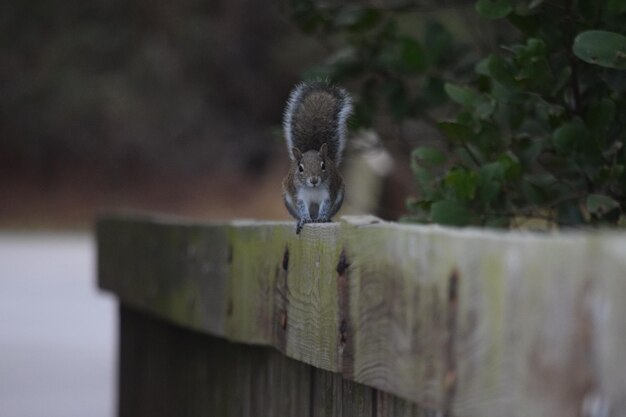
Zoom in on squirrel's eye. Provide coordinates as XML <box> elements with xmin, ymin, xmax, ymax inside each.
<box><xmin>298</xmin><ymin>164</ymin><xmax>304</xmax><ymax>173</ymax></box>
<box><xmin>321</xmin><ymin>161</ymin><xmax>326</xmax><ymax>170</ymax></box>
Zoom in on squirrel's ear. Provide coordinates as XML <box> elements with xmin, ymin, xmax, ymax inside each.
<box><xmin>319</xmin><ymin>143</ymin><xmax>328</xmax><ymax>158</ymax></box>
<box><xmin>292</xmin><ymin>147</ymin><xmax>303</xmax><ymax>161</ymax></box>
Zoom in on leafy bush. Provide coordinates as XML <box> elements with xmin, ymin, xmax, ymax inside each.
<box><xmin>287</xmin><ymin>0</ymin><xmax>472</xmax><ymax>131</ymax></box>
<box><xmin>288</xmin><ymin>0</ymin><xmax>626</xmax><ymax>227</ymax></box>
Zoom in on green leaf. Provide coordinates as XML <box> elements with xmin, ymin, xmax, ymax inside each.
<box><xmin>551</xmin><ymin>66</ymin><xmax>572</xmax><ymax>95</ymax></box>
<box><xmin>502</xmin><ymin>102</ymin><xmax>526</xmax><ymax>129</ymax></box>
<box><xmin>411</xmin><ymin>164</ymin><xmax>436</xmax><ymax>198</ymax></box>
<box><xmin>475</xmin><ymin>122</ymin><xmax>503</xmax><ymax>154</ymax></box>
<box><xmin>475</xmin><ymin>57</ymin><xmax>491</xmax><ymax>75</ymax></box>
<box><xmin>525</xmin><ymin>38</ymin><xmax>547</xmax><ymax>56</ymax></box>
<box><xmin>586</xmin><ymin>98</ymin><xmax>616</xmax><ymax>130</ymax></box>
<box><xmin>444</xmin><ymin>83</ymin><xmax>478</xmax><ymax>107</ymax></box>
<box><xmin>476</xmin><ymin>0</ymin><xmax>513</xmax><ymax>19</ymax></box>
<box><xmin>487</xmin><ymin>55</ymin><xmax>518</xmax><ymax>88</ymax></box>
<box><xmin>399</xmin><ymin>37</ymin><xmax>428</xmax><ymax>73</ymax></box>
<box><xmin>573</xmin><ymin>30</ymin><xmax>626</xmax><ymax>70</ymax></box>
<box><xmin>522</xmin><ymin>179</ymin><xmax>549</xmax><ymax>205</ymax></box>
<box><xmin>430</xmin><ymin>200</ymin><xmax>472</xmax><ymax>226</ymax></box>
<box><xmin>587</xmin><ymin>194</ymin><xmax>620</xmax><ymax>215</ymax></box>
<box><xmin>522</xmin><ymin>58</ymin><xmax>552</xmax><ymax>91</ymax></box>
<box><xmin>424</xmin><ymin>21</ymin><xmax>453</xmax><ymax>65</ymax></box>
<box><xmin>474</xmin><ymin>94</ymin><xmax>496</xmax><ymax>119</ymax></box>
<box><xmin>412</xmin><ymin>147</ymin><xmax>446</xmax><ymax>167</ymax></box>
<box><xmin>507</xmin><ymin>13</ymin><xmax>540</xmax><ymax>36</ymax></box>
<box><xmin>498</xmin><ymin>152</ymin><xmax>522</xmax><ymax>180</ymax></box>
<box><xmin>445</xmin><ymin>168</ymin><xmax>478</xmax><ymax>201</ymax></box>
<box><xmin>477</xmin><ymin>179</ymin><xmax>501</xmax><ymax>205</ymax></box>
<box><xmin>456</xmin><ymin>144</ymin><xmax>486</xmax><ymax>166</ymax></box>
<box><xmin>410</xmin><ymin>151</ymin><xmax>438</xmax><ymax>199</ymax></box>
<box><xmin>480</xmin><ymin>161</ymin><xmax>506</xmax><ymax>182</ymax></box>
<box><xmin>517</xmin><ymin>138</ymin><xmax>543</xmax><ymax>167</ymax></box>
<box><xmin>552</xmin><ymin>120</ymin><xmax>591</xmax><ymax>154</ymax></box>
<box><xmin>437</xmin><ymin>121</ymin><xmax>474</xmax><ymax>142</ymax></box>
<box><xmin>534</xmin><ymin>100</ymin><xmax>566</xmax><ymax>123</ymax></box>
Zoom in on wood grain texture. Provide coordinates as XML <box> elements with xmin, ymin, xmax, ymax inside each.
<box><xmin>119</xmin><ymin>304</ymin><xmax>423</xmax><ymax>417</ymax></box>
<box><xmin>119</xmin><ymin>304</ymin><xmax>312</xmax><ymax>417</ymax></box>
<box><xmin>98</xmin><ymin>213</ymin><xmax>626</xmax><ymax>417</ymax></box>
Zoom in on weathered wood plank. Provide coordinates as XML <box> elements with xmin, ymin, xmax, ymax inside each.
<box><xmin>98</xmin><ymin>216</ymin><xmax>230</xmax><ymax>334</ymax></box>
<box><xmin>310</xmin><ymin>368</ymin><xmax>373</xmax><ymax>417</ymax></box>
<box><xmin>119</xmin><ymin>304</ymin><xmax>313</xmax><ymax>417</ymax></box>
<box><xmin>591</xmin><ymin>234</ymin><xmax>626</xmax><ymax>414</ymax></box>
<box><xmin>98</xmin><ymin>213</ymin><xmax>626</xmax><ymax>416</ymax></box>
<box><xmin>119</xmin><ymin>304</ymin><xmax>424</xmax><ymax>417</ymax></box>
<box><xmin>341</xmin><ymin>222</ymin><xmax>448</xmax><ymax>408</ymax></box>
<box><xmin>227</xmin><ymin>222</ymin><xmax>344</xmax><ymax>370</ymax></box>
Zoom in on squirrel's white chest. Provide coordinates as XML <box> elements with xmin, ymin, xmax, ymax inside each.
<box><xmin>297</xmin><ymin>186</ymin><xmax>330</xmax><ymax>205</ymax></box>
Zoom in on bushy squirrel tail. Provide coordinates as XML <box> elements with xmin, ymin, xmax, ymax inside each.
<box><xmin>283</xmin><ymin>81</ymin><xmax>352</xmax><ymax>166</ymax></box>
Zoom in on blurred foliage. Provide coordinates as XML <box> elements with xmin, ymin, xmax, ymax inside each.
<box><xmin>287</xmin><ymin>0</ymin><xmax>626</xmax><ymax>227</ymax></box>
<box><xmin>287</xmin><ymin>0</ymin><xmax>475</xmax><ymax>129</ymax></box>
<box><xmin>0</xmin><ymin>0</ymin><xmax>304</xmax><ymax>179</ymax></box>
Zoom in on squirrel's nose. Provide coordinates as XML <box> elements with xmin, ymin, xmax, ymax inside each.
<box><xmin>310</xmin><ymin>177</ymin><xmax>319</xmax><ymax>185</ymax></box>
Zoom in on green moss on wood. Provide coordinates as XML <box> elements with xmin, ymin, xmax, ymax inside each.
<box><xmin>98</xmin><ymin>214</ymin><xmax>626</xmax><ymax>416</ymax></box>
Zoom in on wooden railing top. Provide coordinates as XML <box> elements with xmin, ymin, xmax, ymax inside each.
<box><xmin>97</xmin><ymin>214</ymin><xmax>626</xmax><ymax>417</ymax></box>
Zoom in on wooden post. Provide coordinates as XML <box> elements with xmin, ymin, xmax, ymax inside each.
<box><xmin>98</xmin><ymin>214</ymin><xmax>626</xmax><ymax>417</ymax></box>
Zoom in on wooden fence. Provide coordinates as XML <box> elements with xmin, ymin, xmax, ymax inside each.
<box><xmin>97</xmin><ymin>214</ymin><xmax>626</xmax><ymax>417</ymax></box>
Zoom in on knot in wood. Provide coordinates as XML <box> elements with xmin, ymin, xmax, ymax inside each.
<box><xmin>339</xmin><ymin>319</ymin><xmax>348</xmax><ymax>346</ymax></box>
<box><xmin>336</xmin><ymin>249</ymin><xmax>350</xmax><ymax>276</ymax></box>
<box><xmin>227</xmin><ymin>244</ymin><xmax>233</xmax><ymax>264</ymax></box>
<box><xmin>448</xmin><ymin>269</ymin><xmax>459</xmax><ymax>304</ymax></box>
<box><xmin>282</xmin><ymin>247</ymin><xmax>289</xmax><ymax>271</ymax></box>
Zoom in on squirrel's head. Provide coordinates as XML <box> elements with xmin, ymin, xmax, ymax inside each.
<box><xmin>292</xmin><ymin>143</ymin><xmax>332</xmax><ymax>188</ymax></box>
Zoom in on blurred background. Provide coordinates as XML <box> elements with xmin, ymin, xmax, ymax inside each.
<box><xmin>4</xmin><ymin>0</ymin><xmax>623</xmax><ymax>414</ymax></box>
<box><xmin>0</xmin><ymin>1</ymin><xmax>331</xmax><ymax>228</ymax></box>
<box><xmin>0</xmin><ymin>1</ymin><xmax>421</xmax><ymax>415</ymax></box>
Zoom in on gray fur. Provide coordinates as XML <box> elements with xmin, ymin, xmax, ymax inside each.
<box><xmin>283</xmin><ymin>80</ymin><xmax>352</xmax><ymax>166</ymax></box>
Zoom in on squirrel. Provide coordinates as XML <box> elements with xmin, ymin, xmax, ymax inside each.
<box><xmin>282</xmin><ymin>81</ymin><xmax>353</xmax><ymax>234</ymax></box>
